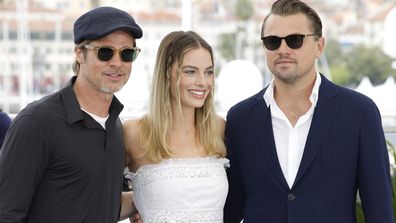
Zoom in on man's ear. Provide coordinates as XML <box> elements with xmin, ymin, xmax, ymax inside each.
<box><xmin>316</xmin><ymin>37</ymin><xmax>325</xmax><ymax>58</ymax></box>
<box><xmin>75</xmin><ymin>46</ymin><xmax>84</xmax><ymax>64</ymax></box>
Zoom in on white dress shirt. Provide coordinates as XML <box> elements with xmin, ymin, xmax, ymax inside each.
<box><xmin>263</xmin><ymin>73</ymin><xmax>321</xmax><ymax>188</ymax></box>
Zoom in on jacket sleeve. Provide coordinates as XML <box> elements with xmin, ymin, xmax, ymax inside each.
<box><xmin>224</xmin><ymin>112</ymin><xmax>245</xmax><ymax>223</ymax></box>
<box><xmin>0</xmin><ymin>112</ymin><xmax>12</xmax><ymax>146</ymax></box>
<box><xmin>357</xmin><ymin>100</ymin><xmax>394</xmax><ymax>223</ymax></box>
<box><xmin>0</xmin><ymin>115</ymin><xmax>50</xmax><ymax>222</ymax></box>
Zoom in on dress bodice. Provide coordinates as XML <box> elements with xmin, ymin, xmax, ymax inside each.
<box><xmin>128</xmin><ymin>157</ymin><xmax>229</xmax><ymax>223</ymax></box>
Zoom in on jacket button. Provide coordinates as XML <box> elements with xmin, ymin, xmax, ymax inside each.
<box><xmin>288</xmin><ymin>193</ymin><xmax>296</xmax><ymax>200</ymax></box>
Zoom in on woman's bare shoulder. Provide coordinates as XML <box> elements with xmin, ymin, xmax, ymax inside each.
<box><xmin>123</xmin><ymin>118</ymin><xmax>153</xmax><ymax>170</ymax></box>
<box><xmin>123</xmin><ymin>118</ymin><xmax>141</xmax><ymax>131</ymax></box>
<box><xmin>123</xmin><ymin>118</ymin><xmax>144</xmax><ymax>157</ymax></box>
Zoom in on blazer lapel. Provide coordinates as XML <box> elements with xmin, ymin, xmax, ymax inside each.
<box><xmin>293</xmin><ymin>75</ymin><xmax>341</xmax><ymax>187</ymax></box>
<box><xmin>250</xmin><ymin>89</ymin><xmax>290</xmax><ymax>190</ymax></box>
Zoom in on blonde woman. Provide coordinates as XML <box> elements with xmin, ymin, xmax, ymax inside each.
<box><xmin>123</xmin><ymin>31</ymin><xmax>228</xmax><ymax>222</ymax></box>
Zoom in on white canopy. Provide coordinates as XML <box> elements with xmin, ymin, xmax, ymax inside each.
<box><xmin>216</xmin><ymin>59</ymin><xmax>264</xmax><ymax>115</ymax></box>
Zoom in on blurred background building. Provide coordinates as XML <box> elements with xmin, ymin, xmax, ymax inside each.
<box><xmin>1</xmin><ymin>0</ymin><xmax>396</xmax><ymax>140</ymax></box>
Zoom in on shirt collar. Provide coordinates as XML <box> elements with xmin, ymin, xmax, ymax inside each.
<box><xmin>60</xmin><ymin>76</ymin><xmax>124</xmax><ymax>125</ymax></box>
<box><xmin>264</xmin><ymin>72</ymin><xmax>321</xmax><ymax>108</ymax></box>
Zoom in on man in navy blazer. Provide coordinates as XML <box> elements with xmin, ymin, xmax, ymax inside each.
<box><xmin>224</xmin><ymin>0</ymin><xmax>394</xmax><ymax>222</ymax></box>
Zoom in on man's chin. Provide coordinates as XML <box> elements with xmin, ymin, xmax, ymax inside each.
<box><xmin>100</xmin><ymin>85</ymin><xmax>124</xmax><ymax>94</ymax></box>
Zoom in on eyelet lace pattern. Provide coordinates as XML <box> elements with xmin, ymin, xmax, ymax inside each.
<box><xmin>133</xmin><ymin>158</ymin><xmax>228</xmax><ymax>188</ymax></box>
<box><xmin>145</xmin><ymin>209</ymin><xmax>223</xmax><ymax>223</ymax></box>
<box><xmin>128</xmin><ymin>157</ymin><xmax>229</xmax><ymax>223</ymax></box>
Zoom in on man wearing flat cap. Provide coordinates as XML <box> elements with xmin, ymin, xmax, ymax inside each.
<box><xmin>0</xmin><ymin>7</ymin><xmax>142</xmax><ymax>223</ymax></box>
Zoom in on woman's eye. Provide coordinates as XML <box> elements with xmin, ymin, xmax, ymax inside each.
<box><xmin>184</xmin><ymin>70</ymin><xmax>195</xmax><ymax>75</ymax></box>
<box><xmin>205</xmin><ymin>70</ymin><xmax>214</xmax><ymax>76</ymax></box>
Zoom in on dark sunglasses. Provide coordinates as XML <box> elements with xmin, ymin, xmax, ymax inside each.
<box><xmin>261</xmin><ymin>34</ymin><xmax>318</xmax><ymax>51</ymax></box>
<box><xmin>84</xmin><ymin>44</ymin><xmax>141</xmax><ymax>62</ymax></box>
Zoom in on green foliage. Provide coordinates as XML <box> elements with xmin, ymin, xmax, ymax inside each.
<box><xmin>330</xmin><ymin>65</ymin><xmax>351</xmax><ymax>86</ymax></box>
<box><xmin>218</xmin><ymin>33</ymin><xmax>236</xmax><ymax>61</ymax></box>
<box><xmin>217</xmin><ymin>0</ymin><xmax>254</xmax><ymax>61</ymax></box>
<box><xmin>356</xmin><ymin>201</ymin><xmax>365</xmax><ymax>223</ymax></box>
<box><xmin>235</xmin><ymin>0</ymin><xmax>254</xmax><ymax>21</ymax></box>
<box><xmin>325</xmin><ymin>39</ymin><xmax>345</xmax><ymax>66</ymax></box>
<box><xmin>343</xmin><ymin>45</ymin><xmax>396</xmax><ymax>85</ymax></box>
<box><xmin>324</xmin><ymin>39</ymin><xmax>396</xmax><ymax>86</ymax></box>
<box><xmin>389</xmin><ymin>141</ymin><xmax>396</xmax><ymax>221</ymax></box>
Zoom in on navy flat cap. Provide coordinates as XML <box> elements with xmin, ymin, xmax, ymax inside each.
<box><xmin>73</xmin><ymin>6</ymin><xmax>143</xmax><ymax>44</ymax></box>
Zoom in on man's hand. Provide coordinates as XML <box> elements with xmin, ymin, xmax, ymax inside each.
<box><xmin>130</xmin><ymin>212</ymin><xmax>142</xmax><ymax>223</ymax></box>
<box><xmin>119</xmin><ymin>192</ymin><xmax>138</xmax><ymax>220</ymax></box>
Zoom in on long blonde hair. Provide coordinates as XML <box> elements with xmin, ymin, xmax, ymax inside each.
<box><xmin>139</xmin><ymin>31</ymin><xmax>226</xmax><ymax>162</ymax></box>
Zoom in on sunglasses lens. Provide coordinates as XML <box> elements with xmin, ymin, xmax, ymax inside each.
<box><xmin>120</xmin><ymin>49</ymin><xmax>136</xmax><ymax>62</ymax></box>
<box><xmin>97</xmin><ymin>48</ymin><xmax>114</xmax><ymax>61</ymax></box>
<box><xmin>263</xmin><ymin>36</ymin><xmax>281</xmax><ymax>50</ymax></box>
<box><xmin>285</xmin><ymin>35</ymin><xmax>304</xmax><ymax>49</ymax></box>
<box><xmin>91</xmin><ymin>46</ymin><xmax>139</xmax><ymax>62</ymax></box>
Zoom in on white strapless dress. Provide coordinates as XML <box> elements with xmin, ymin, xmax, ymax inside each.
<box><xmin>128</xmin><ymin>157</ymin><xmax>229</xmax><ymax>223</ymax></box>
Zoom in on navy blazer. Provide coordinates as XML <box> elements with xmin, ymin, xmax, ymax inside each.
<box><xmin>224</xmin><ymin>75</ymin><xmax>394</xmax><ymax>223</ymax></box>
